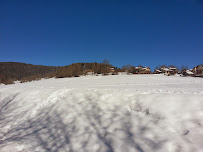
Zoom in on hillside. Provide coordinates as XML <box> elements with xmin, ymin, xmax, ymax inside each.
<box><xmin>0</xmin><ymin>62</ymin><xmax>119</xmax><ymax>84</ymax></box>
<box><xmin>0</xmin><ymin>75</ymin><xmax>203</xmax><ymax>152</ymax></box>
<box><xmin>0</xmin><ymin>62</ymin><xmax>59</xmax><ymax>84</ymax></box>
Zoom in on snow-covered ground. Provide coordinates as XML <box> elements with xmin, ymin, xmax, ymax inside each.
<box><xmin>0</xmin><ymin>74</ymin><xmax>203</xmax><ymax>152</ymax></box>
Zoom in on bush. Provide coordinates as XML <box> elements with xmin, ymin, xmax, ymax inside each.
<box><xmin>2</xmin><ymin>78</ymin><xmax>15</xmax><ymax>85</ymax></box>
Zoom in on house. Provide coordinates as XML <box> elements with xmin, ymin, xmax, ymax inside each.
<box><xmin>86</xmin><ymin>70</ymin><xmax>94</xmax><ymax>75</ymax></box>
<box><xmin>107</xmin><ymin>67</ymin><xmax>115</xmax><ymax>72</ymax></box>
<box><xmin>180</xmin><ymin>69</ymin><xmax>194</xmax><ymax>76</ymax></box>
<box><xmin>141</xmin><ymin>67</ymin><xmax>151</xmax><ymax>74</ymax></box>
<box><xmin>153</xmin><ymin>69</ymin><xmax>162</xmax><ymax>74</ymax></box>
<box><xmin>133</xmin><ymin>66</ymin><xmax>142</xmax><ymax>74</ymax></box>
<box><xmin>193</xmin><ymin>65</ymin><xmax>203</xmax><ymax>77</ymax></box>
<box><xmin>134</xmin><ymin>66</ymin><xmax>151</xmax><ymax>74</ymax></box>
<box><xmin>186</xmin><ymin>70</ymin><xmax>194</xmax><ymax>76</ymax></box>
<box><xmin>161</xmin><ymin>67</ymin><xmax>177</xmax><ymax>76</ymax></box>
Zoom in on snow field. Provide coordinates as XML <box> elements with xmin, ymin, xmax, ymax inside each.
<box><xmin>0</xmin><ymin>74</ymin><xmax>203</xmax><ymax>152</ymax></box>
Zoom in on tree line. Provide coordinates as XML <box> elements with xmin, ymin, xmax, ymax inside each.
<box><xmin>55</xmin><ymin>62</ymin><xmax>119</xmax><ymax>78</ymax></box>
<box><xmin>0</xmin><ymin>62</ymin><xmax>59</xmax><ymax>84</ymax></box>
<box><xmin>0</xmin><ymin>61</ymin><xmax>120</xmax><ymax>85</ymax></box>
<box><xmin>0</xmin><ymin>62</ymin><xmax>202</xmax><ymax>85</ymax></box>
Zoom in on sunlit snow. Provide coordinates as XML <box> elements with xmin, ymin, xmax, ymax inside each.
<box><xmin>0</xmin><ymin>74</ymin><xmax>203</xmax><ymax>152</ymax></box>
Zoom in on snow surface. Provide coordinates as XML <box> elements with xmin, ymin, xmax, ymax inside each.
<box><xmin>0</xmin><ymin>74</ymin><xmax>203</xmax><ymax>152</ymax></box>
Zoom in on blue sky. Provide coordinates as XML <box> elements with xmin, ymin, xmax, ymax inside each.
<box><xmin>0</xmin><ymin>0</ymin><xmax>203</xmax><ymax>69</ymax></box>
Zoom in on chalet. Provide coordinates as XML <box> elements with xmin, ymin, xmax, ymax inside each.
<box><xmin>141</xmin><ymin>67</ymin><xmax>151</xmax><ymax>74</ymax></box>
<box><xmin>134</xmin><ymin>66</ymin><xmax>142</xmax><ymax>74</ymax></box>
<box><xmin>186</xmin><ymin>70</ymin><xmax>194</xmax><ymax>76</ymax></box>
<box><xmin>86</xmin><ymin>70</ymin><xmax>94</xmax><ymax>75</ymax></box>
<box><xmin>161</xmin><ymin>67</ymin><xmax>177</xmax><ymax>76</ymax></box>
<box><xmin>180</xmin><ymin>69</ymin><xmax>194</xmax><ymax>76</ymax></box>
<box><xmin>193</xmin><ymin>65</ymin><xmax>203</xmax><ymax>77</ymax></box>
<box><xmin>134</xmin><ymin>66</ymin><xmax>151</xmax><ymax>74</ymax></box>
<box><xmin>153</xmin><ymin>69</ymin><xmax>162</xmax><ymax>74</ymax></box>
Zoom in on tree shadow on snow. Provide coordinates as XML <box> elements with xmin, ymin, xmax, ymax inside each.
<box><xmin>0</xmin><ymin>93</ymin><xmax>169</xmax><ymax>152</ymax></box>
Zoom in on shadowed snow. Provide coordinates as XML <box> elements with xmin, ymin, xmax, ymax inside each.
<box><xmin>0</xmin><ymin>75</ymin><xmax>203</xmax><ymax>152</ymax></box>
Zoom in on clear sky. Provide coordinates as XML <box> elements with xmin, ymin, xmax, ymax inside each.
<box><xmin>0</xmin><ymin>0</ymin><xmax>203</xmax><ymax>69</ymax></box>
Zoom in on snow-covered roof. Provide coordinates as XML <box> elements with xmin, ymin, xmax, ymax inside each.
<box><xmin>186</xmin><ymin>70</ymin><xmax>194</xmax><ymax>75</ymax></box>
<box><xmin>162</xmin><ymin>68</ymin><xmax>169</xmax><ymax>71</ymax></box>
<box><xmin>155</xmin><ymin>69</ymin><xmax>161</xmax><ymax>72</ymax></box>
<box><xmin>169</xmin><ymin>67</ymin><xmax>177</xmax><ymax>70</ymax></box>
<box><xmin>135</xmin><ymin>67</ymin><xmax>149</xmax><ymax>70</ymax></box>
